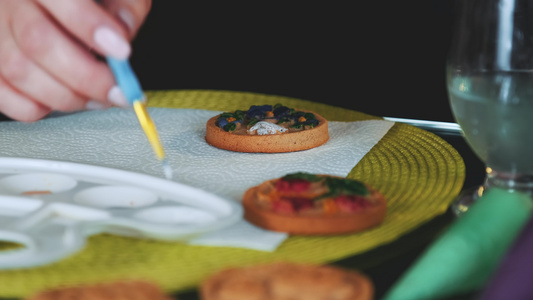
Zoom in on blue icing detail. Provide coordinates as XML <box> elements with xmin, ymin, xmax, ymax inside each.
<box><xmin>245</xmin><ymin>105</ymin><xmax>272</xmax><ymax>119</ymax></box>
<box><xmin>305</xmin><ymin>119</ymin><xmax>319</xmax><ymax>126</ymax></box>
<box><xmin>217</xmin><ymin>119</ymin><xmax>229</xmax><ymax>127</ymax></box>
<box><xmin>290</xmin><ymin>111</ymin><xmax>305</xmax><ymax>119</ymax></box>
<box><xmin>215</xmin><ymin>103</ymin><xmax>319</xmax><ymax>132</ymax></box>
<box><xmin>273</xmin><ymin>106</ymin><xmax>290</xmax><ymax>118</ymax></box>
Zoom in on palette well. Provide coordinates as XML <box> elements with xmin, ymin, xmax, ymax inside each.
<box><xmin>0</xmin><ymin>157</ymin><xmax>242</xmax><ymax>269</ymax></box>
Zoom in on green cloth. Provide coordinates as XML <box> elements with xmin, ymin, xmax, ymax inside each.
<box><xmin>384</xmin><ymin>188</ymin><xmax>533</xmax><ymax>300</ymax></box>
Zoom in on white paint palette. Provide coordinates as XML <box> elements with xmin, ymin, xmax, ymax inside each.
<box><xmin>0</xmin><ymin>158</ymin><xmax>242</xmax><ymax>269</ymax></box>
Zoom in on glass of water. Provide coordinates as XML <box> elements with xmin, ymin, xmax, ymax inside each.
<box><xmin>447</xmin><ymin>0</ymin><xmax>533</xmax><ymax>216</ymax></box>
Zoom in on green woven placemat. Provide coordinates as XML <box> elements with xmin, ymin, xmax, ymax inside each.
<box><xmin>0</xmin><ymin>90</ymin><xmax>465</xmax><ymax>297</ymax></box>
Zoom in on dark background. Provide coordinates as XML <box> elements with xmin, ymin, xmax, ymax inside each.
<box><xmin>130</xmin><ymin>0</ymin><xmax>457</xmax><ymax>122</ymax></box>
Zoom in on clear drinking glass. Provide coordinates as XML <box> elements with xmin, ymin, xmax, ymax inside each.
<box><xmin>447</xmin><ymin>0</ymin><xmax>533</xmax><ymax>216</ymax></box>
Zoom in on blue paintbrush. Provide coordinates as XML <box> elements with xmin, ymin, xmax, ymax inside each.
<box><xmin>106</xmin><ymin>57</ymin><xmax>173</xmax><ymax>180</ymax></box>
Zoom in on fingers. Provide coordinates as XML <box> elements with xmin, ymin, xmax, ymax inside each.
<box><xmin>0</xmin><ymin>77</ymin><xmax>51</xmax><ymax>123</ymax></box>
<box><xmin>101</xmin><ymin>0</ymin><xmax>153</xmax><ymax>38</ymax></box>
<box><xmin>9</xmin><ymin>0</ymin><xmax>119</xmax><ymax>106</ymax></box>
<box><xmin>0</xmin><ymin>23</ymin><xmax>87</xmax><ymax>113</ymax></box>
<box><xmin>0</xmin><ymin>0</ymin><xmax>148</xmax><ymax>122</ymax></box>
<box><xmin>35</xmin><ymin>0</ymin><xmax>131</xmax><ymax>59</ymax></box>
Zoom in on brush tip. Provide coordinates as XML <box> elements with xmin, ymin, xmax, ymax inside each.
<box><xmin>162</xmin><ymin>160</ymin><xmax>173</xmax><ymax>180</ymax></box>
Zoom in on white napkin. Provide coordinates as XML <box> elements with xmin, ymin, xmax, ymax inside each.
<box><xmin>0</xmin><ymin>108</ymin><xmax>394</xmax><ymax>251</ymax></box>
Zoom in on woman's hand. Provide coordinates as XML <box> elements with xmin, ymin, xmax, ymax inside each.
<box><xmin>0</xmin><ymin>0</ymin><xmax>152</xmax><ymax>122</ymax></box>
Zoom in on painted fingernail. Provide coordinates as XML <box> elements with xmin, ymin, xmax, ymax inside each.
<box><xmin>107</xmin><ymin>86</ymin><xmax>130</xmax><ymax>107</ymax></box>
<box><xmin>94</xmin><ymin>26</ymin><xmax>131</xmax><ymax>59</ymax></box>
<box><xmin>118</xmin><ymin>9</ymin><xmax>136</xmax><ymax>33</ymax></box>
<box><xmin>85</xmin><ymin>100</ymin><xmax>111</xmax><ymax>110</ymax></box>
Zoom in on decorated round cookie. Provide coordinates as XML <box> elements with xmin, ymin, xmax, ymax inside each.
<box><xmin>26</xmin><ymin>280</ymin><xmax>172</xmax><ymax>300</ymax></box>
<box><xmin>200</xmin><ymin>262</ymin><xmax>374</xmax><ymax>300</ymax></box>
<box><xmin>242</xmin><ymin>172</ymin><xmax>387</xmax><ymax>235</ymax></box>
<box><xmin>205</xmin><ymin>104</ymin><xmax>329</xmax><ymax>153</ymax></box>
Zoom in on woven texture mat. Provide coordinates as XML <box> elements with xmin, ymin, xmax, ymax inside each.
<box><xmin>0</xmin><ymin>90</ymin><xmax>465</xmax><ymax>297</ymax></box>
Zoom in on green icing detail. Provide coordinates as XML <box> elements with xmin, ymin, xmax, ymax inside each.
<box><xmin>281</xmin><ymin>172</ymin><xmax>369</xmax><ymax>200</ymax></box>
<box><xmin>223</xmin><ymin>122</ymin><xmax>237</xmax><ymax>132</ymax></box>
<box><xmin>321</xmin><ymin>177</ymin><xmax>369</xmax><ymax>198</ymax></box>
<box><xmin>304</xmin><ymin>112</ymin><xmax>316</xmax><ymax>120</ymax></box>
<box><xmin>290</xmin><ymin>123</ymin><xmax>303</xmax><ymax>129</ymax></box>
<box><xmin>248</xmin><ymin>118</ymin><xmax>259</xmax><ymax>127</ymax></box>
<box><xmin>282</xmin><ymin>172</ymin><xmax>322</xmax><ymax>182</ymax></box>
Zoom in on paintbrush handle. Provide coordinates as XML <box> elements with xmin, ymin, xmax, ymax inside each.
<box><xmin>106</xmin><ymin>57</ymin><xmax>145</xmax><ymax>104</ymax></box>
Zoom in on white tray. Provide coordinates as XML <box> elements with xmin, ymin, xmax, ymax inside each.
<box><xmin>0</xmin><ymin>158</ymin><xmax>242</xmax><ymax>269</ymax></box>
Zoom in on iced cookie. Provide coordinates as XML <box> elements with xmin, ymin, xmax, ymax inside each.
<box><xmin>242</xmin><ymin>172</ymin><xmax>387</xmax><ymax>235</ymax></box>
<box><xmin>205</xmin><ymin>104</ymin><xmax>329</xmax><ymax>153</ymax></box>
<box><xmin>26</xmin><ymin>280</ymin><xmax>172</xmax><ymax>300</ymax></box>
<box><xmin>200</xmin><ymin>262</ymin><xmax>374</xmax><ymax>300</ymax></box>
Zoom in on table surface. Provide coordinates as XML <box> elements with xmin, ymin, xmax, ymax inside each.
<box><xmin>0</xmin><ymin>112</ymin><xmax>485</xmax><ymax>300</ymax></box>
